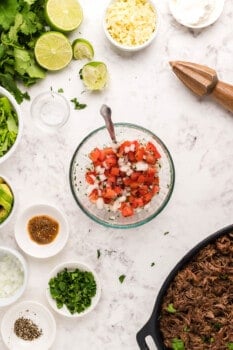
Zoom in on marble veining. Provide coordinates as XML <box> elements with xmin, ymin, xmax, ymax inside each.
<box><xmin>0</xmin><ymin>0</ymin><xmax>233</xmax><ymax>349</ymax></box>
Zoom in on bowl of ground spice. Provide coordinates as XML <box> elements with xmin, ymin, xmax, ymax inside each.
<box><xmin>14</xmin><ymin>203</ymin><xmax>69</xmax><ymax>258</ymax></box>
<box><xmin>136</xmin><ymin>224</ymin><xmax>233</xmax><ymax>350</ymax></box>
<box><xmin>1</xmin><ymin>300</ymin><xmax>56</xmax><ymax>350</ymax></box>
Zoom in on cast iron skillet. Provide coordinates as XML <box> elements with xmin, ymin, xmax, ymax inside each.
<box><xmin>136</xmin><ymin>224</ymin><xmax>233</xmax><ymax>350</ymax></box>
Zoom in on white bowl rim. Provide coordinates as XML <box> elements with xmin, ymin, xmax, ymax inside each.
<box><xmin>0</xmin><ymin>175</ymin><xmax>16</xmax><ymax>228</ymax></box>
<box><xmin>1</xmin><ymin>299</ymin><xmax>56</xmax><ymax>350</ymax></box>
<box><xmin>46</xmin><ymin>261</ymin><xmax>101</xmax><ymax>318</ymax></box>
<box><xmin>168</xmin><ymin>0</ymin><xmax>225</xmax><ymax>29</ymax></box>
<box><xmin>0</xmin><ymin>87</ymin><xmax>23</xmax><ymax>164</ymax></box>
<box><xmin>0</xmin><ymin>246</ymin><xmax>28</xmax><ymax>307</ymax></box>
<box><xmin>103</xmin><ymin>0</ymin><xmax>160</xmax><ymax>52</ymax></box>
<box><xmin>14</xmin><ymin>203</ymin><xmax>69</xmax><ymax>259</ymax></box>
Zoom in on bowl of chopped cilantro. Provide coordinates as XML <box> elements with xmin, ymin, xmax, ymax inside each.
<box><xmin>46</xmin><ymin>261</ymin><xmax>101</xmax><ymax>317</ymax></box>
<box><xmin>0</xmin><ymin>87</ymin><xmax>23</xmax><ymax>164</ymax></box>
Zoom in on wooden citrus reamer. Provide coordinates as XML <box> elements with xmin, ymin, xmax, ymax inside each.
<box><xmin>169</xmin><ymin>61</ymin><xmax>233</xmax><ymax>113</ymax></box>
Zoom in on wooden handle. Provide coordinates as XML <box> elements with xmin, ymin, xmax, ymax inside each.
<box><xmin>211</xmin><ymin>81</ymin><xmax>233</xmax><ymax>113</ymax></box>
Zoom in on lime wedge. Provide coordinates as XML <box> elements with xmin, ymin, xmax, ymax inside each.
<box><xmin>45</xmin><ymin>0</ymin><xmax>83</xmax><ymax>32</ymax></box>
<box><xmin>35</xmin><ymin>32</ymin><xmax>72</xmax><ymax>71</ymax></box>
<box><xmin>80</xmin><ymin>62</ymin><xmax>108</xmax><ymax>90</ymax></box>
<box><xmin>72</xmin><ymin>38</ymin><xmax>94</xmax><ymax>60</ymax></box>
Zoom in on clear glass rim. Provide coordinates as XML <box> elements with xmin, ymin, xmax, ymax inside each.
<box><xmin>69</xmin><ymin>123</ymin><xmax>175</xmax><ymax>229</ymax></box>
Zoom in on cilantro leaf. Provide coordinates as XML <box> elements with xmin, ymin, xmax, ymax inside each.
<box><xmin>0</xmin><ymin>0</ymin><xmax>18</xmax><ymax>31</ymax></box>
<box><xmin>171</xmin><ymin>338</ymin><xmax>185</xmax><ymax>350</ymax></box>
<box><xmin>119</xmin><ymin>275</ymin><xmax>126</xmax><ymax>283</ymax></box>
<box><xmin>71</xmin><ymin>97</ymin><xmax>87</xmax><ymax>110</ymax></box>
<box><xmin>167</xmin><ymin>303</ymin><xmax>177</xmax><ymax>313</ymax></box>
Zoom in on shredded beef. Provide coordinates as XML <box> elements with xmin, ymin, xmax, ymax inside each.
<box><xmin>159</xmin><ymin>233</ymin><xmax>233</xmax><ymax>350</ymax></box>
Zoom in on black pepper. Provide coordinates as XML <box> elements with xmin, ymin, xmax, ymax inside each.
<box><xmin>14</xmin><ymin>317</ymin><xmax>42</xmax><ymax>341</ymax></box>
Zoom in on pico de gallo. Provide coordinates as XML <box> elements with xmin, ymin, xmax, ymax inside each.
<box><xmin>85</xmin><ymin>140</ymin><xmax>161</xmax><ymax>217</ymax></box>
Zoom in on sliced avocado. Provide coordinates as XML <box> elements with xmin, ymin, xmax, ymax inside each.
<box><xmin>0</xmin><ymin>206</ymin><xmax>9</xmax><ymax>223</ymax></box>
<box><xmin>0</xmin><ymin>184</ymin><xmax>13</xmax><ymax>205</ymax></box>
<box><xmin>0</xmin><ymin>177</ymin><xmax>4</xmax><ymax>184</ymax></box>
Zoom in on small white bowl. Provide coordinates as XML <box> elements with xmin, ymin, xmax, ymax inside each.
<box><xmin>0</xmin><ymin>87</ymin><xmax>23</xmax><ymax>164</ymax></box>
<box><xmin>0</xmin><ymin>175</ymin><xmax>16</xmax><ymax>228</ymax></box>
<box><xmin>46</xmin><ymin>261</ymin><xmax>101</xmax><ymax>318</ymax></box>
<box><xmin>103</xmin><ymin>0</ymin><xmax>159</xmax><ymax>52</ymax></box>
<box><xmin>14</xmin><ymin>204</ymin><xmax>69</xmax><ymax>259</ymax></box>
<box><xmin>0</xmin><ymin>246</ymin><xmax>28</xmax><ymax>307</ymax></box>
<box><xmin>1</xmin><ymin>300</ymin><xmax>56</xmax><ymax>350</ymax></box>
<box><xmin>169</xmin><ymin>0</ymin><xmax>225</xmax><ymax>29</ymax></box>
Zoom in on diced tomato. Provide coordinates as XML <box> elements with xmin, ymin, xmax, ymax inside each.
<box><xmin>110</xmin><ymin>167</ymin><xmax>120</xmax><ymax>176</ymax></box>
<box><xmin>107</xmin><ymin>175</ymin><xmax>116</xmax><ymax>184</ymax></box>
<box><xmin>104</xmin><ymin>147</ymin><xmax>116</xmax><ymax>156</ymax></box>
<box><xmin>139</xmin><ymin>185</ymin><xmax>148</xmax><ymax>195</ymax></box>
<box><xmin>129</xmin><ymin>181</ymin><xmax>139</xmax><ymax>189</ymax></box>
<box><xmin>128</xmin><ymin>151</ymin><xmax>136</xmax><ymax>162</ymax></box>
<box><xmin>143</xmin><ymin>192</ymin><xmax>153</xmax><ymax>204</ymax></box>
<box><xmin>102</xmin><ymin>188</ymin><xmax>117</xmax><ymax>199</ymax></box>
<box><xmin>146</xmin><ymin>142</ymin><xmax>161</xmax><ymax>159</ymax></box>
<box><xmin>99</xmin><ymin>150</ymin><xmax>106</xmax><ymax>161</ymax></box>
<box><xmin>89</xmin><ymin>148</ymin><xmax>101</xmax><ymax>162</ymax></box>
<box><xmin>123</xmin><ymin>177</ymin><xmax>131</xmax><ymax>186</ymax></box>
<box><xmin>120</xmin><ymin>203</ymin><xmax>134</xmax><ymax>217</ymax></box>
<box><xmin>114</xmin><ymin>186</ymin><xmax>123</xmax><ymax>195</ymax></box>
<box><xmin>85</xmin><ymin>172</ymin><xmax>95</xmax><ymax>184</ymax></box>
<box><xmin>135</xmin><ymin>147</ymin><xmax>145</xmax><ymax>161</ymax></box>
<box><xmin>147</xmin><ymin>167</ymin><xmax>156</xmax><ymax>176</ymax></box>
<box><xmin>130</xmin><ymin>172</ymin><xmax>139</xmax><ymax>181</ymax></box>
<box><xmin>137</xmin><ymin>174</ymin><xmax>146</xmax><ymax>183</ymax></box>
<box><xmin>145</xmin><ymin>154</ymin><xmax>156</xmax><ymax>164</ymax></box>
<box><xmin>89</xmin><ymin>189</ymin><xmax>98</xmax><ymax>202</ymax></box>
<box><xmin>152</xmin><ymin>185</ymin><xmax>159</xmax><ymax>194</ymax></box>
<box><xmin>131</xmin><ymin>197</ymin><xmax>144</xmax><ymax>208</ymax></box>
<box><xmin>105</xmin><ymin>155</ymin><xmax>117</xmax><ymax>168</ymax></box>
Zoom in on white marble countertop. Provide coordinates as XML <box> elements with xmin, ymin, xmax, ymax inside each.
<box><xmin>0</xmin><ymin>0</ymin><xmax>233</xmax><ymax>349</ymax></box>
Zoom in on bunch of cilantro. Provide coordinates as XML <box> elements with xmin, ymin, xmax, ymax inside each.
<box><xmin>0</xmin><ymin>0</ymin><xmax>48</xmax><ymax>103</ymax></box>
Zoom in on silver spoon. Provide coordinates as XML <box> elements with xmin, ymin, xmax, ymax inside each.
<box><xmin>100</xmin><ymin>104</ymin><xmax>117</xmax><ymax>144</ymax></box>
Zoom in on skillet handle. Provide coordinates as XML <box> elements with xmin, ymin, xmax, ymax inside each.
<box><xmin>136</xmin><ymin>318</ymin><xmax>156</xmax><ymax>350</ymax></box>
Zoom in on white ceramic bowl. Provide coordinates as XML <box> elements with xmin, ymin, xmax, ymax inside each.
<box><xmin>46</xmin><ymin>261</ymin><xmax>101</xmax><ymax>318</ymax></box>
<box><xmin>0</xmin><ymin>175</ymin><xmax>16</xmax><ymax>228</ymax></box>
<box><xmin>0</xmin><ymin>87</ymin><xmax>23</xmax><ymax>164</ymax></box>
<box><xmin>169</xmin><ymin>0</ymin><xmax>225</xmax><ymax>29</ymax></box>
<box><xmin>14</xmin><ymin>204</ymin><xmax>69</xmax><ymax>259</ymax></box>
<box><xmin>0</xmin><ymin>246</ymin><xmax>28</xmax><ymax>307</ymax></box>
<box><xmin>103</xmin><ymin>0</ymin><xmax>159</xmax><ymax>52</ymax></box>
<box><xmin>1</xmin><ymin>300</ymin><xmax>56</xmax><ymax>350</ymax></box>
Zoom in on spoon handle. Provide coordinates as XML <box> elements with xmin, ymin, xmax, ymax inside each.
<box><xmin>100</xmin><ymin>104</ymin><xmax>117</xmax><ymax>143</ymax></box>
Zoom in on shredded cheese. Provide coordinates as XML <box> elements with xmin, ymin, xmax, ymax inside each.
<box><xmin>105</xmin><ymin>0</ymin><xmax>157</xmax><ymax>47</ymax></box>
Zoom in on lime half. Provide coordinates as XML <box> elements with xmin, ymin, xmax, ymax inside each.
<box><xmin>80</xmin><ymin>62</ymin><xmax>108</xmax><ymax>90</ymax></box>
<box><xmin>72</xmin><ymin>38</ymin><xmax>94</xmax><ymax>60</ymax></box>
<box><xmin>35</xmin><ymin>32</ymin><xmax>72</xmax><ymax>71</ymax></box>
<box><xmin>45</xmin><ymin>0</ymin><xmax>83</xmax><ymax>32</ymax></box>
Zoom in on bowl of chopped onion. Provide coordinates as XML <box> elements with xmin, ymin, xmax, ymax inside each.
<box><xmin>0</xmin><ymin>246</ymin><xmax>28</xmax><ymax>307</ymax></box>
<box><xmin>103</xmin><ymin>0</ymin><xmax>159</xmax><ymax>52</ymax></box>
<box><xmin>69</xmin><ymin>123</ymin><xmax>175</xmax><ymax>228</ymax></box>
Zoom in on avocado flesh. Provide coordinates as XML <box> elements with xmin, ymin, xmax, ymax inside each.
<box><xmin>0</xmin><ymin>207</ymin><xmax>8</xmax><ymax>223</ymax></box>
<box><xmin>0</xmin><ymin>184</ymin><xmax>13</xmax><ymax>205</ymax></box>
<box><xmin>0</xmin><ymin>184</ymin><xmax>13</xmax><ymax>216</ymax></box>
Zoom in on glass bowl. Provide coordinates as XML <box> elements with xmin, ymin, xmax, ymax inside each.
<box><xmin>30</xmin><ymin>91</ymin><xmax>70</xmax><ymax>133</ymax></box>
<box><xmin>69</xmin><ymin>123</ymin><xmax>175</xmax><ymax>229</ymax></box>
